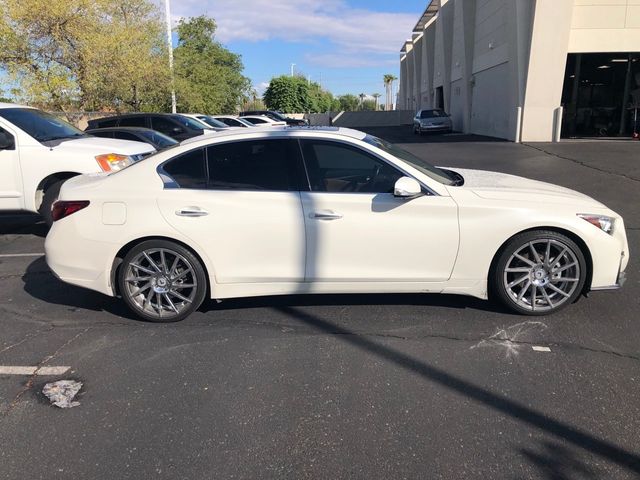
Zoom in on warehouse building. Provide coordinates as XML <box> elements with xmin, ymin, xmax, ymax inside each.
<box><xmin>398</xmin><ymin>0</ymin><xmax>640</xmax><ymax>141</ymax></box>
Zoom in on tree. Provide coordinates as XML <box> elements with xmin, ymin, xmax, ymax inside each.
<box><xmin>358</xmin><ymin>93</ymin><xmax>366</xmax><ymax>110</ymax></box>
<box><xmin>383</xmin><ymin>74</ymin><xmax>397</xmax><ymax>111</ymax></box>
<box><xmin>173</xmin><ymin>16</ymin><xmax>251</xmax><ymax>114</ymax></box>
<box><xmin>337</xmin><ymin>94</ymin><xmax>359</xmax><ymax>112</ymax></box>
<box><xmin>372</xmin><ymin>93</ymin><xmax>381</xmax><ymax>111</ymax></box>
<box><xmin>264</xmin><ymin>75</ymin><xmax>335</xmax><ymax>113</ymax></box>
<box><xmin>0</xmin><ymin>0</ymin><xmax>172</xmax><ymax>112</ymax></box>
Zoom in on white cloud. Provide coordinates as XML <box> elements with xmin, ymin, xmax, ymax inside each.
<box><xmin>164</xmin><ymin>0</ymin><xmax>415</xmax><ymax>67</ymax></box>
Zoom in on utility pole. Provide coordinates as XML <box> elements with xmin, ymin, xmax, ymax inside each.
<box><xmin>165</xmin><ymin>0</ymin><xmax>177</xmax><ymax>113</ymax></box>
<box><xmin>290</xmin><ymin>63</ymin><xmax>296</xmax><ymax>77</ymax></box>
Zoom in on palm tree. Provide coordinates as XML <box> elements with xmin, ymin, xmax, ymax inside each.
<box><xmin>358</xmin><ymin>93</ymin><xmax>366</xmax><ymax>110</ymax></box>
<box><xmin>372</xmin><ymin>93</ymin><xmax>381</xmax><ymax>111</ymax></box>
<box><xmin>383</xmin><ymin>74</ymin><xmax>397</xmax><ymax>111</ymax></box>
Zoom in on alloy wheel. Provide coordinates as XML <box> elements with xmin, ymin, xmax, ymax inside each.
<box><xmin>502</xmin><ymin>239</ymin><xmax>581</xmax><ymax>312</ymax></box>
<box><xmin>123</xmin><ymin>248</ymin><xmax>199</xmax><ymax>320</ymax></box>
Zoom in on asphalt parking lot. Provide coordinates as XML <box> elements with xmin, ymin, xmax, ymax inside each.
<box><xmin>1</xmin><ymin>129</ymin><xmax>639</xmax><ymax>479</ymax></box>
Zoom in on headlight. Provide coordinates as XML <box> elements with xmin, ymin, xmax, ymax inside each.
<box><xmin>578</xmin><ymin>214</ymin><xmax>614</xmax><ymax>234</ymax></box>
<box><xmin>95</xmin><ymin>153</ymin><xmax>134</xmax><ymax>172</ymax></box>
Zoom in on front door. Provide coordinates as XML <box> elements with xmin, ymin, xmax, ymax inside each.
<box><xmin>156</xmin><ymin>138</ymin><xmax>307</xmax><ymax>284</ymax></box>
<box><xmin>0</xmin><ymin>123</ymin><xmax>23</xmax><ymax>210</ymax></box>
<box><xmin>299</xmin><ymin>139</ymin><xmax>459</xmax><ymax>282</ymax></box>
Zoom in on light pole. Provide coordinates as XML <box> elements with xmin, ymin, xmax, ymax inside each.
<box><xmin>290</xmin><ymin>63</ymin><xmax>296</xmax><ymax>77</ymax></box>
<box><xmin>165</xmin><ymin>0</ymin><xmax>177</xmax><ymax>113</ymax></box>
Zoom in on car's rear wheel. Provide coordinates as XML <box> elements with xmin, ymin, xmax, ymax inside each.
<box><xmin>118</xmin><ymin>240</ymin><xmax>207</xmax><ymax>322</ymax></box>
<box><xmin>492</xmin><ymin>231</ymin><xmax>587</xmax><ymax>315</ymax></box>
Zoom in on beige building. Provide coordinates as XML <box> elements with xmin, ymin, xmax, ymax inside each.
<box><xmin>398</xmin><ymin>0</ymin><xmax>640</xmax><ymax>141</ymax></box>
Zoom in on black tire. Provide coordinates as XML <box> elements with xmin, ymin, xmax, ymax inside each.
<box><xmin>491</xmin><ymin>230</ymin><xmax>587</xmax><ymax>316</ymax></box>
<box><xmin>39</xmin><ymin>180</ymin><xmax>66</xmax><ymax>226</ymax></box>
<box><xmin>118</xmin><ymin>240</ymin><xmax>208</xmax><ymax>322</ymax></box>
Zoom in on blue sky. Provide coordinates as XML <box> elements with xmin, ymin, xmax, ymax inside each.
<box><xmin>165</xmin><ymin>0</ymin><xmax>427</xmax><ymax>97</ymax></box>
<box><xmin>0</xmin><ymin>1</ymin><xmax>428</xmax><ymax>100</ymax></box>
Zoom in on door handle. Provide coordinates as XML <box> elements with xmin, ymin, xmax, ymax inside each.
<box><xmin>176</xmin><ymin>207</ymin><xmax>209</xmax><ymax>217</ymax></box>
<box><xmin>311</xmin><ymin>210</ymin><xmax>343</xmax><ymax>220</ymax></box>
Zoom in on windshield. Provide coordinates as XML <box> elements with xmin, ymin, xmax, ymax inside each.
<box><xmin>172</xmin><ymin>115</ymin><xmax>210</xmax><ymax>131</ymax></box>
<box><xmin>363</xmin><ymin>135</ymin><xmax>457</xmax><ymax>185</ymax></box>
<box><xmin>420</xmin><ymin>110</ymin><xmax>447</xmax><ymax>119</ymax></box>
<box><xmin>270</xmin><ymin>111</ymin><xmax>288</xmax><ymax>121</ymax></box>
<box><xmin>138</xmin><ymin>130</ymin><xmax>178</xmax><ymax>149</ymax></box>
<box><xmin>0</xmin><ymin>108</ymin><xmax>86</xmax><ymax>142</ymax></box>
<box><xmin>197</xmin><ymin>116</ymin><xmax>228</xmax><ymax>129</ymax></box>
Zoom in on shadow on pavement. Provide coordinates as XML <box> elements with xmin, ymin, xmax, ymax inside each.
<box><xmin>520</xmin><ymin>441</ymin><xmax>600</xmax><ymax>480</ymax></box>
<box><xmin>22</xmin><ymin>257</ymin><xmax>138</xmax><ymax>320</ymax></box>
<box><xmin>274</xmin><ymin>305</ymin><xmax>640</xmax><ymax>476</ymax></box>
<box><xmin>204</xmin><ymin>292</ymin><xmax>512</xmax><ymax>315</ymax></box>
<box><xmin>358</xmin><ymin>126</ymin><xmax>508</xmax><ymax>144</ymax></box>
<box><xmin>0</xmin><ymin>212</ymin><xmax>48</xmax><ymax>237</ymax></box>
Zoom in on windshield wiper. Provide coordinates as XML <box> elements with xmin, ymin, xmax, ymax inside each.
<box><xmin>40</xmin><ymin>133</ymin><xmax>86</xmax><ymax>142</ymax></box>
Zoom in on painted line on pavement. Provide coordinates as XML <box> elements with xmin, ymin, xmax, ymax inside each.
<box><xmin>0</xmin><ymin>366</ymin><xmax>70</xmax><ymax>375</ymax></box>
<box><xmin>0</xmin><ymin>253</ymin><xmax>45</xmax><ymax>258</ymax></box>
<box><xmin>532</xmin><ymin>346</ymin><xmax>551</xmax><ymax>352</ymax></box>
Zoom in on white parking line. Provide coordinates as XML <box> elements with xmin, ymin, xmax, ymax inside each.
<box><xmin>0</xmin><ymin>253</ymin><xmax>45</xmax><ymax>258</ymax></box>
<box><xmin>531</xmin><ymin>346</ymin><xmax>551</xmax><ymax>352</ymax></box>
<box><xmin>0</xmin><ymin>366</ymin><xmax>70</xmax><ymax>375</ymax></box>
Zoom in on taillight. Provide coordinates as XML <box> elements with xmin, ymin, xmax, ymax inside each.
<box><xmin>51</xmin><ymin>201</ymin><xmax>90</xmax><ymax>222</ymax></box>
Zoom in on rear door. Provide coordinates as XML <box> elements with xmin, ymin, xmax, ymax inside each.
<box><xmin>157</xmin><ymin>139</ymin><xmax>308</xmax><ymax>284</ymax></box>
<box><xmin>0</xmin><ymin>122</ymin><xmax>24</xmax><ymax>210</ymax></box>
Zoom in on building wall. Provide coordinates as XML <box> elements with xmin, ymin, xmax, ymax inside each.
<box><xmin>399</xmin><ymin>0</ymin><xmax>640</xmax><ymax>141</ymax></box>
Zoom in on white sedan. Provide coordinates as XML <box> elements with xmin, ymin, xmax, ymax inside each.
<box><xmin>45</xmin><ymin>127</ymin><xmax>629</xmax><ymax>322</ymax></box>
<box><xmin>240</xmin><ymin>115</ymin><xmax>287</xmax><ymax>127</ymax></box>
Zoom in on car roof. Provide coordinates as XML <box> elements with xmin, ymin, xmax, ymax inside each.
<box><xmin>179</xmin><ymin>126</ymin><xmax>366</xmax><ymax>147</ymax></box>
<box><xmin>0</xmin><ymin>102</ymin><xmax>36</xmax><ymax>110</ymax></box>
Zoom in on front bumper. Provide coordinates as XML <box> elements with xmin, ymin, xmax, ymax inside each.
<box><xmin>591</xmin><ymin>253</ymin><xmax>627</xmax><ymax>291</ymax></box>
<box><xmin>417</xmin><ymin>124</ymin><xmax>451</xmax><ymax>132</ymax></box>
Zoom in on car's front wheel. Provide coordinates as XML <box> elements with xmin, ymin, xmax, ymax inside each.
<box><xmin>118</xmin><ymin>240</ymin><xmax>208</xmax><ymax>322</ymax></box>
<box><xmin>491</xmin><ymin>230</ymin><xmax>587</xmax><ymax>315</ymax></box>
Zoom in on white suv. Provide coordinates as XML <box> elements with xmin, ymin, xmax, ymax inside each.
<box><xmin>0</xmin><ymin>103</ymin><xmax>155</xmax><ymax>224</ymax></box>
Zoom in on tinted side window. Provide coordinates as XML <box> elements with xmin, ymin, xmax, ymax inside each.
<box><xmin>151</xmin><ymin>116</ymin><xmax>180</xmax><ymax>136</ymax></box>
<box><xmin>89</xmin><ymin>130</ymin><xmax>114</xmax><ymax>139</ymax></box>
<box><xmin>162</xmin><ymin>148</ymin><xmax>207</xmax><ymax>189</ymax></box>
<box><xmin>113</xmin><ymin>132</ymin><xmax>144</xmax><ymax>142</ymax></box>
<box><xmin>119</xmin><ymin>116</ymin><xmax>147</xmax><ymax>127</ymax></box>
<box><xmin>207</xmin><ymin>139</ymin><xmax>303</xmax><ymax>191</ymax></box>
<box><xmin>96</xmin><ymin>118</ymin><xmax>118</xmax><ymax>128</ymax></box>
<box><xmin>301</xmin><ymin>140</ymin><xmax>404</xmax><ymax>194</ymax></box>
<box><xmin>0</xmin><ymin>126</ymin><xmax>15</xmax><ymax>149</ymax></box>
<box><xmin>248</xmin><ymin>118</ymin><xmax>267</xmax><ymax>124</ymax></box>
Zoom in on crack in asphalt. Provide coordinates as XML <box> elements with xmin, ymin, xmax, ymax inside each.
<box><xmin>523</xmin><ymin>143</ymin><xmax>640</xmax><ymax>183</ymax></box>
<box><xmin>0</xmin><ymin>326</ymin><xmax>54</xmax><ymax>355</ymax></box>
<box><xmin>1</xmin><ymin>327</ymin><xmax>91</xmax><ymax>417</ymax></box>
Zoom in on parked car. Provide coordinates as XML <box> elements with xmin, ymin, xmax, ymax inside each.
<box><xmin>0</xmin><ymin>103</ymin><xmax>154</xmax><ymax>224</ymax></box>
<box><xmin>211</xmin><ymin>115</ymin><xmax>257</xmax><ymax>128</ymax></box>
<box><xmin>46</xmin><ymin>126</ymin><xmax>628</xmax><ymax>322</ymax></box>
<box><xmin>241</xmin><ymin>110</ymin><xmax>308</xmax><ymax>126</ymax></box>
<box><xmin>241</xmin><ymin>115</ymin><xmax>287</xmax><ymax>127</ymax></box>
<box><xmin>413</xmin><ymin>109</ymin><xmax>453</xmax><ymax>134</ymax></box>
<box><xmin>181</xmin><ymin>114</ymin><xmax>231</xmax><ymax>131</ymax></box>
<box><xmin>86</xmin><ymin>127</ymin><xmax>178</xmax><ymax>151</ymax></box>
<box><xmin>87</xmin><ymin>113</ymin><xmax>215</xmax><ymax>141</ymax></box>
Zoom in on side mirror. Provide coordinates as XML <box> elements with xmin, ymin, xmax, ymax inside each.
<box><xmin>0</xmin><ymin>131</ymin><xmax>15</xmax><ymax>150</ymax></box>
<box><xmin>394</xmin><ymin>176</ymin><xmax>422</xmax><ymax>198</ymax></box>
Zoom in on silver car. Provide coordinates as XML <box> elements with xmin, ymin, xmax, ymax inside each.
<box><xmin>413</xmin><ymin>109</ymin><xmax>453</xmax><ymax>134</ymax></box>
